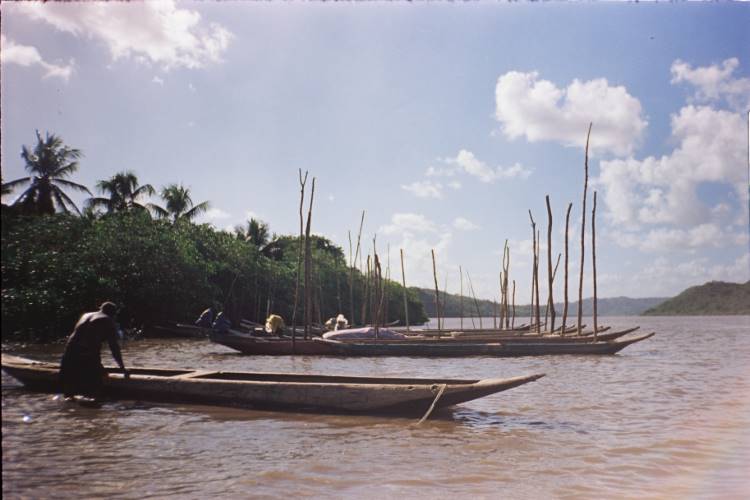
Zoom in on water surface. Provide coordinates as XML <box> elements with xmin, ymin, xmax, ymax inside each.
<box><xmin>3</xmin><ymin>316</ymin><xmax>749</xmax><ymax>498</ymax></box>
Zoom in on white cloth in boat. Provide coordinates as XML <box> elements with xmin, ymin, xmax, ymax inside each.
<box><xmin>322</xmin><ymin>327</ymin><xmax>406</xmax><ymax>340</ymax></box>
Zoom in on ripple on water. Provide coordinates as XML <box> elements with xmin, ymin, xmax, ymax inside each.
<box><xmin>3</xmin><ymin>316</ymin><xmax>750</xmax><ymax>498</ymax></box>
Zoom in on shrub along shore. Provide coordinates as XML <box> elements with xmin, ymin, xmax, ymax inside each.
<box><xmin>1</xmin><ymin>210</ymin><xmax>428</xmax><ymax>341</ymax></box>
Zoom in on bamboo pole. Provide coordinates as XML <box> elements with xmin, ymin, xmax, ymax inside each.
<box><xmin>303</xmin><ymin>177</ymin><xmax>316</xmax><ymax>339</ymax></box>
<box><xmin>362</xmin><ymin>255</ymin><xmax>371</xmax><ymax>325</ymax></box>
<box><xmin>578</xmin><ymin>123</ymin><xmax>592</xmax><ymax>335</ymax></box>
<box><xmin>545</xmin><ymin>195</ymin><xmax>555</xmax><ymax>333</ymax></box>
<box><xmin>400</xmin><ymin>249</ymin><xmax>409</xmax><ymax>330</ymax></box>
<box><xmin>459</xmin><ymin>266</ymin><xmax>464</xmax><ymax>330</ymax></box>
<box><xmin>592</xmin><ymin>190</ymin><xmax>599</xmax><ymax>340</ymax></box>
<box><xmin>503</xmin><ymin>242</ymin><xmax>510</xmax><ymax>329</ymax></box>
<box><xmin>466</xmin><ymin>271</ymin><xmax>483</xmax><ymax>329</ymax></box>
<box><xmin>545</xmin><ymin>253</ymin><xmax>562</xmax><ymax>330</ymax></box>
<box><xmin>562</xmin><ymin>202</ymin><xmax>573</xmax><ymax>335</ymax></box>
<box><xmin>535</xmin><ymin>229</ymin><xmax>541</xmax><ymax>333</ymax></box>
<box><xmin>528</xmin><ymin>210</ymin><xmax>536</xmax><ymax>328</ymax></box>
<box><xmin>292</xmin><ymin>169</ymin><xmax>308</xmax><ymax>348</ymax></box>
<box><xmin>348</xmin><ymin>231</ymin><xmax>354</xmax><ymax>324</ymax></box>
<box><xmin>496</xmin><ymin>272</ymin><xmax>502</xmax><ymax>330</ymax></box>
<box><xmin>352</xmin><ymin>211</ymin><xmax>365</xmax><ymax>325</ymax></box>
<box><xmin>511</xmin><ymin>279</ymin><xmax>516</xmax><ymax>329</ymax></box>
<box><xmin>431</xmin><ymin>249</ymin><xmax>441</xmax><ymax>330</ymax></box>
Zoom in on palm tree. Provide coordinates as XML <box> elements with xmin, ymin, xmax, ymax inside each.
<box><xmin>3</xmin><ymin>130</ymin><xmax>91</xmax><ymax>215</ymax></box>
<box><xmin>152</xmin><ymin>183</ymin><xmax>209</xmax><ymax>223</ymax></box>
<box><xmin>87</xmin><ymin>171</ymin><xmax>157</xmax><ymax>214</ymax></box>
<box><xmin>235</xmin><ymin>218</ymin><xmax>270</xmax><ymax>247</ymax></box>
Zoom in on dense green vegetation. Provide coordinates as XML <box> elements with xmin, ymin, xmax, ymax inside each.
<box><xmin>643</xmin><ymin>281</ymin><xmax>750</xmax><ymax>316</ymax></box>
<box><xmin>1</xmin><ymin>131</ymin><xmax>427</xmax><ymax>341</ymax></box>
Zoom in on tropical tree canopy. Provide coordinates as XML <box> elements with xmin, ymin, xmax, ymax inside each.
<box><xmin>86</xmin><ymin>170</ymin><xmax>156</xmax><ymax>214</ymax></box>
<box><xmin>235</xmin><ymin>218</ymin><xmax>270</xmax><ymax>247</ymax></box>
<box><xmin>2</xmin><ymin>130</ymin><xmax>91</xmax><ymax>215</ymax></box>
<box><xmin>151</xmin><ymin>183</ymin><xmax>210</xmax><ymax>222</ymax></box>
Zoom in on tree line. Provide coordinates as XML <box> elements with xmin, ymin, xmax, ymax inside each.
<box><xmin>1</xmin><ymin>131</ymin><xmax>428</xmax><ymax>340</ymax></box>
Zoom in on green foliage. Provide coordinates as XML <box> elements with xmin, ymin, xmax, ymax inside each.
<box><xmin>643</xmin><ymin>281</ymin><xmax>750</xmax><ymax>315</ymax></box>
<box><xmin>3</xmin><ymin>130</ymin><xmax>91</xmax><ymax>215</ymax></box>
<box><xmin>1</xmin><ymin>210</ymin><xmax>428</xmax><ymax>340</ymax></box>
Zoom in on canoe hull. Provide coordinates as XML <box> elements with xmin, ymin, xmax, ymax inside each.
<box><xmin>1</xmin><ymin>355</ymin><xmax>545</xmax><ymax>414</ymax></box>
<box><xmin>316</xmin><ymin>332</ymin><xmax>655</xmax><ymax>357</ymax></box>
<box><xmin>210</xmin><ymin>332</ymin><xmax>334</xmax><ymax>355</ymax></box>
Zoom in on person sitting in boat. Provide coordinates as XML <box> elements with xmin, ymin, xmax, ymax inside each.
<box><xmin>195</xmin><ymin>306</ymin><xmax>215</xmax><ymax>328</ymax></box>
<box><xmin>265</xmin><ymin>314</ymin><xmax>285</xmax><ymax>336</ymax></box>
<box><xmin>59</xmin><ymin>301</ymin><xmax>129</xmax><ymax>399</ymax></box>
<box><xmin>335</xmin><ymin>314</ymin><xmax>349</xmax><ymax>330</ymax></box>
<box><xmin>212</xmin><ymin>311</ymin><xmax>232</xmax><ymax>334</ymax></box>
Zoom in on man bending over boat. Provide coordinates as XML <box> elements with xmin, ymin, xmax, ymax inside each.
<box><xmin>59</xmin><ymin>302</ymin><xmax>129</xmax><ymax>399</ymax></box>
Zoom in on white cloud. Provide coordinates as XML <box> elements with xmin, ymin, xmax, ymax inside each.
<box><xmin>1</xmin><ymin>35</ymin><xmax>73</xmax><ymax>81</ymax></box>
<box><xmin>448</xmin><ymin>150</ymin><xmax>532</xmax><ymax>183</ymax></box>
<box><xmin>380</xmin><ymin>213</ymin><xmax>438</xmax><ymax>235</ymax></box>
<box><xmin>494</xmin><ymin>71</ymin><xmax>647</xmax><ymax>156</ymax></box>
<box><xmin>597</xmin><ymin>105</ymin><xmax>747</xmax><ymax>227</ymax></box>
<box><xmin>453</xmin><ymin>217</ymin><xmax>480</xmax><ymax>231</ymax></box>
<box><xmin>378</xmin><ymin>213</ymin><xmax>453</xmax><ymax>290</ymax></box>
<box><xmin>623</xmin><ymin>254</ymin><xmax>750</xmax><ymax>297</ymax></box>
<box><xmin>188</xmin><ymin>82</ymin><xmax>196</xmax><ymax>92</ymax></box>
<box><xmin>610</xmin><ymin>223</ymin><xmax>729</xmax><ymax>252</ymax></box>
<box><xmin>152</xmin><ymin>76</ymin><xmax>164</xmax><ymax>86</ymax></box>
<box><xmin>401</xmin><ymin>180</ymin><xmax>443</xmax><ymax>199</ymax></box>
<box><xmin>671</xmin><ymin>58</ymin><xmax>750</xmax><ymax>111</ymax></box>
<box><xmin>12</xmin><ymin>1</ymin><xmax>233</xmax><ymax>70</ymax></box>
<box><xmin>203</xmin><ymin>207</ymin><xmax>231</xmax><ymax>220</ymax></box>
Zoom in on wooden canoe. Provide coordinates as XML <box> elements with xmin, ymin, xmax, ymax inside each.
<box><xmin>314</xmin><ymin>332</ymin><xmax>655</xmax><ymax>357</ymax></box>
<box><xmin>209</xmin><ymin>330</ymin><xmax>335</xmax><ymax>355</ymax></box>
<box><xmin>0</xmin><ymin>354</ymin><xmax>544</xmax><ymax>415</ymax></box>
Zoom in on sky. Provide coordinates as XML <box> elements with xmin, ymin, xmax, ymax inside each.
<box><xmin>2</xmin><ymin>1</ymin><xmax>749</xmax><ymax>303</ymax></box>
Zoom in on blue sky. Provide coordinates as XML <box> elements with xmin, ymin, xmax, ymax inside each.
<box><xmin>2</xmin><ymin>2</ymin><xmax>749</xmax><ymax>301</ymax></box>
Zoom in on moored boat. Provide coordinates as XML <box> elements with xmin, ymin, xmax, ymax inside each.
<box><xmin>1</xmin><ymin>354</ymin><xmax>544</xmax><ymax>415</ymax></box>
<box><xmin>314</xmin><ymin>332</ymin><xmax>655</xmax><ymax>357</ymax></box>
<box><xmin>209</xmin><ymin>330</ymin><xmax>334</xmax><ymax>355</ymax></box>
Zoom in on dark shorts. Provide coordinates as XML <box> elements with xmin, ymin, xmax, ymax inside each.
<box><xmin>59</xmin><ymin>353</ymin><xmax>106</xmax><ymax>398</ymax></box>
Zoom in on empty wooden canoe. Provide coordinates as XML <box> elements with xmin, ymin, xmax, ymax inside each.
<box><xmin>1</xmin><ymin>354</ymin><xmax>544</xmax><ymax>414</ymax></box>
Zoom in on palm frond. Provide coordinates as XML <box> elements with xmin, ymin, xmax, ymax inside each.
<box><xmin>54</xmin><ymin>187</ymin><xmax>82</xmax><ymax>215</ymax></box>
<box><xmin>2</xmin><ymin>177</ymin><xmax>31</xmax><ymax>191</ymax></box>
<box><xmin>52</xmin><ymin>178</ymin><xmax>92</xmax><ymax>195</ymax></box>
<box><xmin>182</xmin><ymin>200</ymin><xmax>210</xmax><ymax>221</ymax></box>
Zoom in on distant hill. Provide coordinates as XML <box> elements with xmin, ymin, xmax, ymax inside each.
<box><xmin>414</xmin><ymin>287</ymin><xmax>666</xmax><ymax>317</ymax></box>
<box><xmin>643</xmin><ymin>281</ymin><xmax>750</xmax><ymax>316</ymax></box>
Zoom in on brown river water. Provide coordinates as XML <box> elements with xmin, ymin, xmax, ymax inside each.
<box><xmin>3</xmin><ymin>316</ymin><xmax>749</xmax><ymax>499</ymax></box>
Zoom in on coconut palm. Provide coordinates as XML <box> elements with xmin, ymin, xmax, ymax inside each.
<box><xmin>3</xmin><ymin>130</ymin><xmax>91</xmax><ymax>215</ymax></box>
<box><xmin>151</xmin><ymin>183</ymin><xmax>209</xmax><ymax>223</ymax></box>
<box><xmin>235</xmin><ymin>218</ymin><xmax>270</xmax><ymax>247</ymax></box>
<box><xmin>87</xmin><ymin>171</ymin><xmax>157</xmax><ymax>214</ymax></box>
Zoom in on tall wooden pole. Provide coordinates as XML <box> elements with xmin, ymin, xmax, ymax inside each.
<box><xmin>511</xmin><ymin>279</ymin><xmax>516</xmax><ymax>329</ymax></box>
<box><xmin>503</xmin><ymin>243</ymin><xmax>510</xmax><ymax>329</ymax></box>
<box><xmin>459</xmin><ymin>266</ymin><xmax>464</xmax><ymax>330</ymax></box>
<box><xmin>577</xmin><ymin>123</ymin><xmax>592</xmax><ymax>335</ymax></box>
<box><xmin>562</xmin><ymin>202</ymin><xmax>572</xmax><ymax>335</ymax></box>
<box><xmin>352</xmin><ymin>211</ymin><xmax>365</xmax><ymax>325</ymax></box>
<box><xmin>348</xmin><ymin>231</ymin><xmax>354</xmax><ymax>325</ymax></box>
<box><xmin>592</xmin><ymin>191</ymin><xmax>599</xmax><ymax>339</ymax></box>
<box><xmin>535</xmin><ymin>230</ymin><xmax>541</xmax><ymax>333</ymax></box>
<box><xmin>303</xmin><ymin>177</ymin><xmax>316</xmax><ymax>339</ymax></box>
<box><xmin>292</xmin><ymin>170</ymin><xmax>308</xmax><ymax>347</ymax></box>
<box><xmin>400</xmin><ymin>249</ymin><xmax>409</xmax><ymax>331</ymax></box>
<box><xmin>528</xmin><ymin>210</ymin><xmax>537</xmax><ymax>329</ymax></box>
<box><xmin>545</xmin><ymin>195</ymin><xmax>555</xmax><ymax>333</ymax></box>
<box><xmin>466</xmin><ymin>270</ymin><xmax>483</xmax><ymax>329</ymax></box>
<box><xmin>431</xmin><ymin>249</ymin><xmax>441</xmax><ymax>330</ymax></box>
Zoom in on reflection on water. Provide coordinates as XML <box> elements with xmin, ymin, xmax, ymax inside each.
<box><xmin>3</xmin><ymin>316</ymin><xmax>750</xmax><ymax>498</ymax></box>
